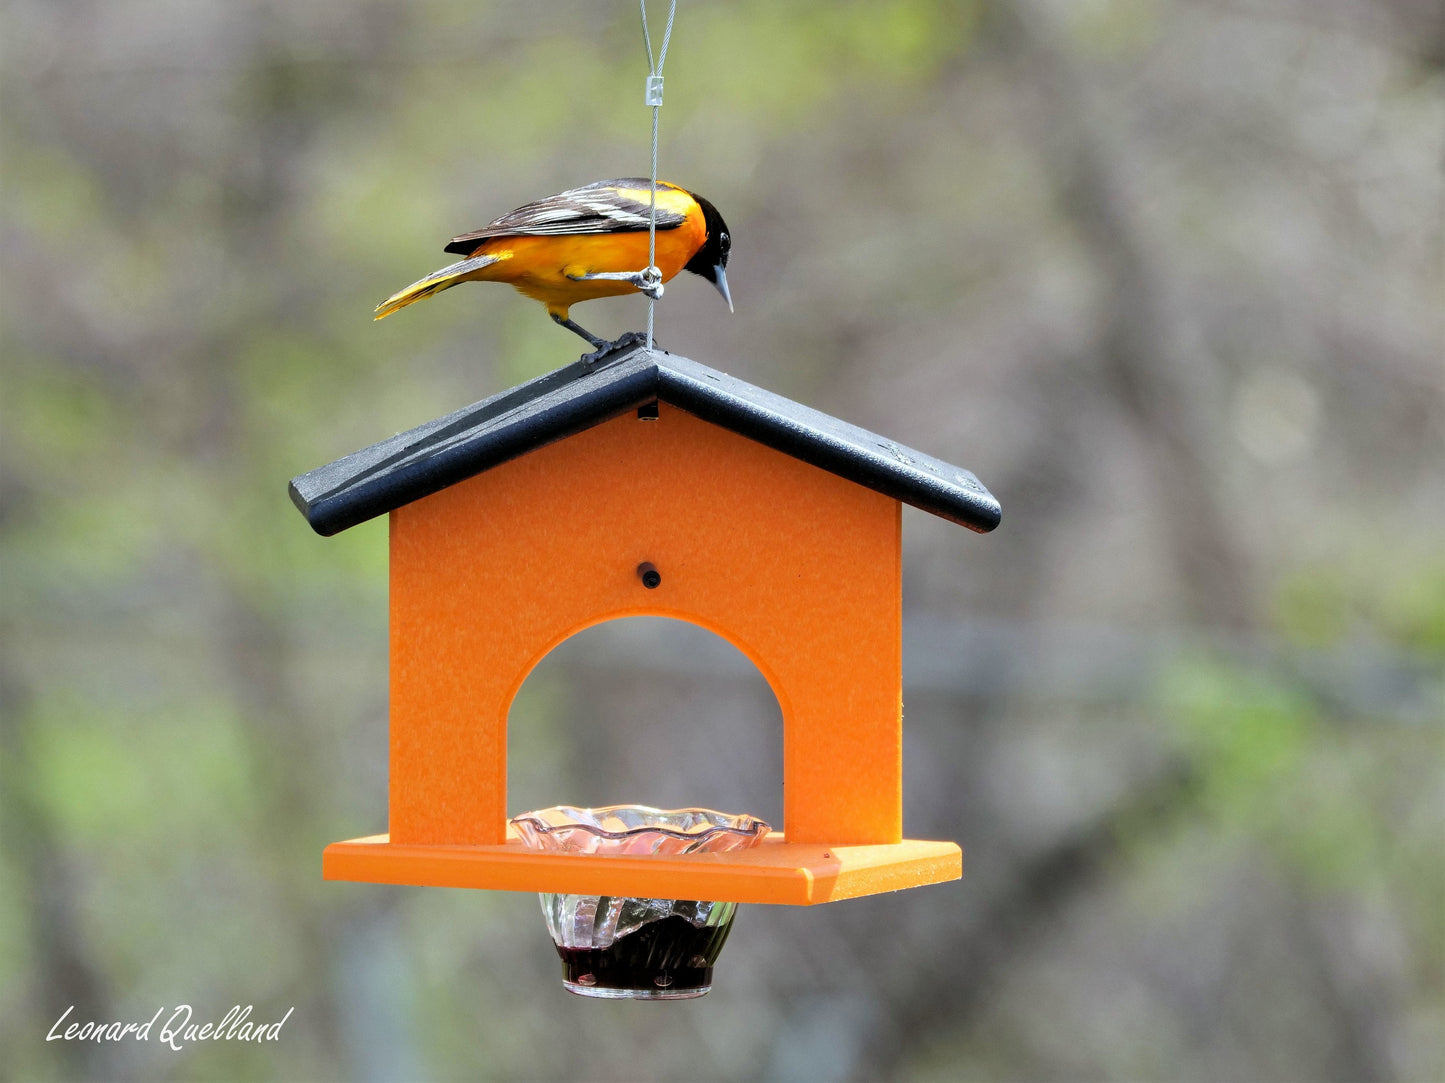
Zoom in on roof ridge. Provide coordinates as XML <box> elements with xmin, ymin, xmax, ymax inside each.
<box><xmin>288</xmin><ymin>345</ymin><xmax>1000</xmax><ymax>538</ymax></box>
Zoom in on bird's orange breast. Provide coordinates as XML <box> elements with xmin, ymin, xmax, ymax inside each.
<box><xmin>462</xmin><ymin>219</ymin><xmax>706</xmax><ymax>315</ymax></box>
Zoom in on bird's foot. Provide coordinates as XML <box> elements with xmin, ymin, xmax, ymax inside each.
<box><xmin>578</xmin><ymin>331</ymin><xmax>654</xmax><ymax>369</ymax></box>
<box><xmin>635</xmin><ymin>267</ymin><xmax>664</xmax><ymax>300</ymax></box>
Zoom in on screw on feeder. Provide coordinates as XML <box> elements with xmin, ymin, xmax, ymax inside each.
<box><xmin>637</xmin><ymin>562</ymin><xmax>662</xmax><ymax>589</ymax></box>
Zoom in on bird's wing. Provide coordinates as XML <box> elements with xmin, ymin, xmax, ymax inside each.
<box><xmin>444</xmin><ymin>179</ymin><xmax>689</xmax><ymax>255</ymax></box>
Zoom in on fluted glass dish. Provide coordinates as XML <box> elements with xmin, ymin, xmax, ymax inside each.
<box><xmin>510</xmin><ymin>805</ymin><xmax>771</xmax><ymax>999</ymax></box>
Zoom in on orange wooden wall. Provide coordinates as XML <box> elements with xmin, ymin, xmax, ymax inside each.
<box><xmin>388</xmin><ymin>402</ymin><xmax>903</xmax><ymax>847</ymax></box>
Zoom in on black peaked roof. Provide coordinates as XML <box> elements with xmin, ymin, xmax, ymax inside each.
<box><xmin>289</xmin><ymin>342</ymin><xmax>1002</xmax><ymax>538</ymax></box>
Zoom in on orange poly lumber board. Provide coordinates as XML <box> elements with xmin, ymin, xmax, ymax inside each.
<box><xmin>389</xmin><ymin>402</ymin><xmax>903</xmax><ymax>848</ymax></box>
<box><xmin>323</xmin><ymin>833</ymin><xmax>962</xmax><ymax>906</ymax></box>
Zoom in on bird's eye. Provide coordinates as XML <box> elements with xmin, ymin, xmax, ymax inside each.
<box><xmin>719</xmin><ymin>232</ymin><xmax>731</xmax><ymax>253</ymax></box>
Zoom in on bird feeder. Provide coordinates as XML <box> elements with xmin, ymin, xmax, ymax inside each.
<box><xmin>289</xmin><ymin>341</ymin><xmax>999</xmax><ymax>912</ymax></box>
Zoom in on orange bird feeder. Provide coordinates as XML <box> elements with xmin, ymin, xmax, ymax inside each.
<box><xmin>290</xmin><ymin>343</ymin><xmax>1000</xmax><ymax>907</ymax></box>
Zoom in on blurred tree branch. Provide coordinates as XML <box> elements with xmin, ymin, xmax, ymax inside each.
<box><xmin>0</xmin><ymin>661</ymin><xmax>113</xmax><ymax>1079</ymax></box>
<box><xmin>997</xmin><ymin>0</ymin><xmax>1258</xmax><ymax>629</ymax></box>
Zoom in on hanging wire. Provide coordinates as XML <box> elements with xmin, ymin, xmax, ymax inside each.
<box><xmin>639</xmin><ymin>0</ymin><xmax>678</xmax><ymax>351</ymax></box>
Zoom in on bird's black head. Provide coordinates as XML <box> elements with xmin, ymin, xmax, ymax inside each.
<box><xmin>683</xmin><ymin>192</ymin><xmax>733</xmax><ymax>311</ymax></box>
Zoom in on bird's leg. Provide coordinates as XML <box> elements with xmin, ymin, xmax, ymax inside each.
<box><xmin>565</xmin><ymin>268</ymin><xmax>665</xmax><ymax>301</ymax></box>
<box><xmin>550</xmin><ymin>311</ymin><xmax>608</xmax><ymax>349</ymax></box>
<box><xmin>551</xmin><ymin>313</ymin><xmax>652</xmax><ymax>367</ymax></box>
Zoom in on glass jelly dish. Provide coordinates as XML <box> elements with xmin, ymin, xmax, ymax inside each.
<box><xmin>510</xmin><ymin>805</ymin><xmax>771</xmax><ymax>999</ymax></box>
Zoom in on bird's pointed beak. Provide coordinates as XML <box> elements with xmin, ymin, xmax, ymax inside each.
<box><xmin>712</xmin><ymin>264</ymin><xmax>733</xmax><ymax>313</ymax></box>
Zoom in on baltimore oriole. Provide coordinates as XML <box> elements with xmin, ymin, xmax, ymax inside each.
<box><xmin>374</xmin><ymin>178</ymin><xmax>732</xmax><ymax>349</ymax></box>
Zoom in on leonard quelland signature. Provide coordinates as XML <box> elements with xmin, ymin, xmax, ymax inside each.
<box><xmin>48</xmin><ymin>1004</ymin><xmax>294</xmax><ymax>1052</ymax></box>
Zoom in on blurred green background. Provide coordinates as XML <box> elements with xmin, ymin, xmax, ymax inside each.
<box><xmin>2</xmin><ymin>1</ymin><xmax>1442</xmax><ymax>1080</ymax></box>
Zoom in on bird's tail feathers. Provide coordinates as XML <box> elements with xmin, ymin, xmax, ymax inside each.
<box><xmin>373</xmin><ymin>253</ymin><xmax>504</xmax><ymax>320</ymax></box>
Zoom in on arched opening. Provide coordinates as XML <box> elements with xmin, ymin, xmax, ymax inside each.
<box><xmin>507</xmin><ymin>616</ymin><xmax>784</xmax><ymax>831</ymax></box>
